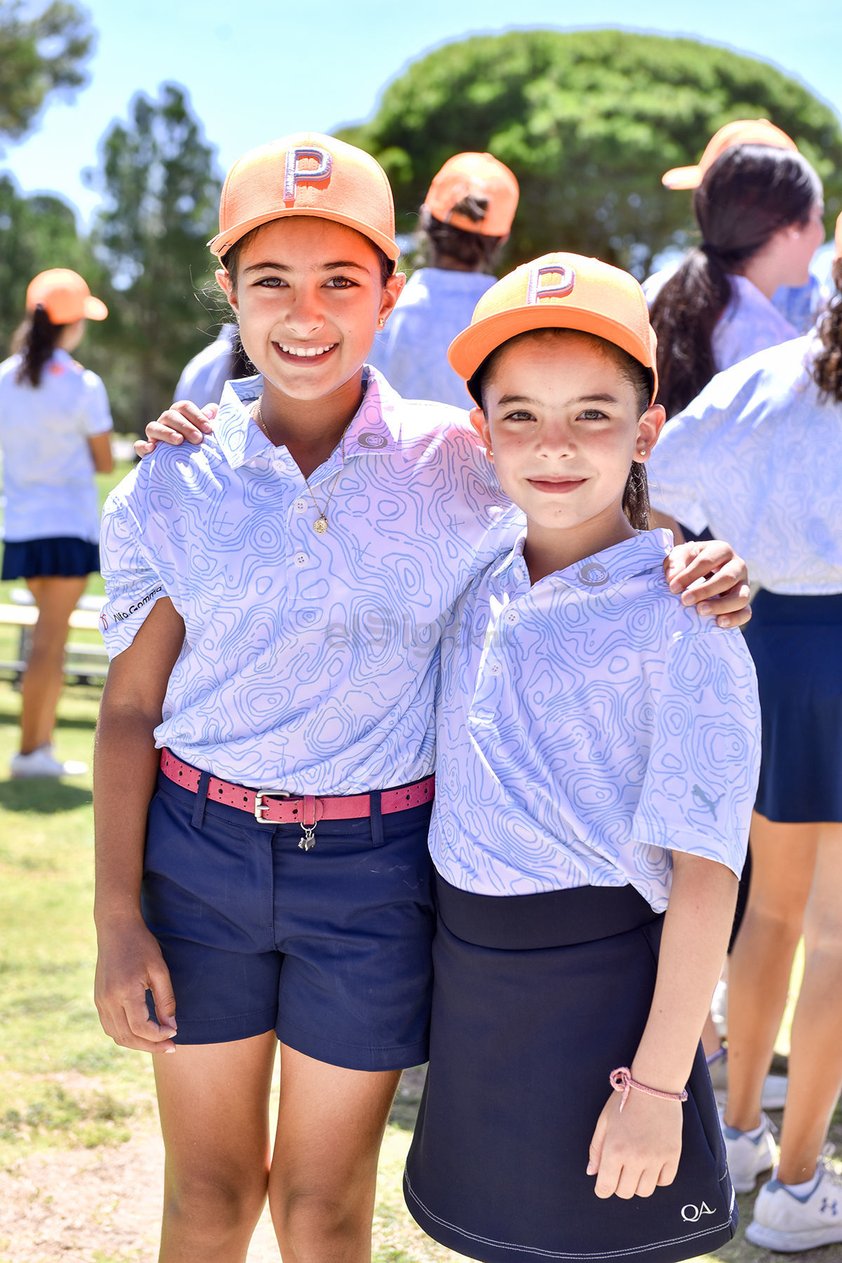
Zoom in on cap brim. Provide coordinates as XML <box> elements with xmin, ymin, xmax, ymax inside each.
<box><xmin>209</xmin><ymin>208</ymin><xmax>400</xmax><ymax>261</ymax></box>
<box><xmin>83</xmin><ymin>296</ymin><xmax>108</xmax><ymax>321</ymax></box>
<box><xmin>450</xmin><ymin>304</ymin><xmax>655</xmax><ymax>383</ymax></box>
<box><xmin>661</xmin><ymin>164</ymin><xmax>702</xmax><ymax>191</ymax></box>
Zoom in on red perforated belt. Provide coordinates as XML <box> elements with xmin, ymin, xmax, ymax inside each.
<box><xmin>160</xmin><ymin>749</ymin><xmax>435</xmax><ymax>830</ymax></box>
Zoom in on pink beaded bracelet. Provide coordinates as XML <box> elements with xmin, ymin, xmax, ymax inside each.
<box><xmin>609</xmin><ymin>1066</ymin><xmax>688</xmax><ymax>1113</ymax></box>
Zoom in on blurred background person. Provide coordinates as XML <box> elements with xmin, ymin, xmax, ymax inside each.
<box><xmin>646</xmin><ymin>212</ymin><xmax>842</xmax><ymax>1253</ymax></box>
<box><xmin>646</xmin><ymin>118</ymin><xmax>828</xmax><ymax>336</ymax></box>
<box><xmin>649</xmin><ymin>124</ymin><xmax>825</xmax><ymax>418</ymax></box>
<box><xmin>0</xmin><ymin>269</ymin><xmax>114</xmax><ymax>779</ymax></box>
<box><xmin>172</xmin><ymin>322</ymin><xmax>256</xmax><ymax>409</ymax></box>
<box><xmin>368</xmin><ymin>150</ymin><xmax>519</xmax><ymax>406</ymax></box>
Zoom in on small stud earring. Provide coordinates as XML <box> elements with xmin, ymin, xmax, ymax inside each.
<box><xmin>638</xmin><ymin>447</ymin><xmax>647</xmax><ymax>458</ymax></box>
<box><xmin>487</xmin><ymin>448</ymin><xmax>494</xmax><ymax>457</ymax></box>
<box><xmin>377</xmin><ymin>317</ymin><xmax>385</xmax><ymax>329</ymax></box>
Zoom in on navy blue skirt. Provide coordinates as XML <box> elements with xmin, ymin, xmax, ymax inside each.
<box><xmin>404</xmin><ymin>877</ymin><xmax>736</xmax><ymax>1263</ymax></box>
<box><xmin>2</xmin><ymin>536</ymin><xmax>100</xmax><ymax>580</ymax></box>
<box><xmin>743</xmin><ymin>590</ymin><xmax>842</xmax><ymax>823</ymax></box>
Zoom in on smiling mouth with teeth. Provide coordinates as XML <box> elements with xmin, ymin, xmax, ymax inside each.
<box><xmin>277</xmin><ymin>343</ymin><xmax>337</xmax><ymax>358</ymax></box>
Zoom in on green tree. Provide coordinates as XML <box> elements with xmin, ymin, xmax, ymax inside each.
<box><xmin>340</xmin><ymin>29</ymin><xmax>842</xmax><ymax>276</ymax></box>
<box><xmin>0</xmin><ymin>0</ymin><xmax>93</xmax><ymax>143</ymax></box>
<box><xmin>85</xmin><ymin>82</ymin><xmax>223</xmax><ymax>431</ymax></box>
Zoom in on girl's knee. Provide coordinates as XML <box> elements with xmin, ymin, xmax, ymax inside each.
<box><xmin>164</xmin><ymin>1163</ymin><xmax>268</xmax><ymax>1242</ymax></box>
<box><xmin>272</xmin><ymin>1184</ymin><xmax>371</xmax><ymax>1253</ymax></box>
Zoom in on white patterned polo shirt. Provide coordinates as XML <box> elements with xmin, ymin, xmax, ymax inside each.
<box><xmin>430</xmin><ymin>530</ymin><xmax>760</xmax><ymax>912</ymax></box>
<box><xmin>99</xmin><ymin>370</ymin><xmax>520</xmax><ymax>793</ymax></box>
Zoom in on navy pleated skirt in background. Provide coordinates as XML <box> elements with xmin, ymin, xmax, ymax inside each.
<box><xmin>405</xmin><ymin>876</ymin><xmax>736</xmax><ymax>1263</ymax></box>
<box><xmin>743</xmin><ymin>590</ymin><xmax>842</xmax><ymax>823</ymax></box>
<box><xmin>2</xmin><ymin>536</ymin><xmax>100</xmax><ymax>580</ymax></box>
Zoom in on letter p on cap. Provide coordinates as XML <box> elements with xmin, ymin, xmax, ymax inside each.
<box><xmin>284</xmin><ymin>146</ymin><xmax>333</xmax><ymax>205</ymax></box>
<box><xmin>527</xmin><ymin>263</ymin><xmax>576</xmax><ymax>305</ymax></box>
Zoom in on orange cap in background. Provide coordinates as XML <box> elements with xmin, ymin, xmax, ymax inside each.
<box><xmin>448</xmin><ymin>252</ymin><xmax>658</xmax><ymax>404</ymax></box>
<box><xmin>423</xmin><ymin>152</ymin><xmax>520</xmax><ymax>238</ymax></box>
<box><xmin>662</xmin><ymin>119</ymin><xmax>798</xmax><ymax>190</ymax></box>
<box><xmin>209</xmin><ymin>131</ymin><xmax>399</xmax><ymax>261</ymax></box>
<box><xmin>25</xmin><ymin>269</ymin><xmax>108</xmax><ymax>324</ymax></box>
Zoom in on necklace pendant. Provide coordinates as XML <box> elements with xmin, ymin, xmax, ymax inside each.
<box><xmin>313</xmin><ymin>515</ymin><xmax>329</xmax><ymax>535</ymax></box>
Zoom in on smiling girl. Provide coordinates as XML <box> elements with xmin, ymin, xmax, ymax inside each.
<box><xmin>403</xmin><ymin>254</ymin><xmax>761</xmax><ymax>1263</ymax></box>
<box><xmin>94</xmin><ymin>138</ymin><xmax>752</xmax><ymax>1263</ymax></box>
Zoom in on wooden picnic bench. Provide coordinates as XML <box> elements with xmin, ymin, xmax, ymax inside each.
<box><xmin>0</xmin><ymin>589</ymin><xmax>108</xmax><ymax>684</ymax></box>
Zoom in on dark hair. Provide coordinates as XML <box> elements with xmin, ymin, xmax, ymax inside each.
<box><xmin>421</xmin><ymin>207</ymin><xmax>505</xmax><ymax>272</ymax></box>
<box><xmin>651</xmin><ymin>145</ymin><xmax>822</xmax><ymax>417</ymax></box>
<box><xmin>220</xmin><ymin>223</ymin><xmax>396</xmax><ymax>291</ymax></box>
<box><xmin>473</xmin><ymin>328</ymin><xmax>652</xmax><ymax>530</ymax></box>
<box><xmin>811</xmin><ymin>256</ymin><xmax>842</xmax><ymax>403</ymax></box>
<box><xmin>11</xmin><ymin>306</ymin><xmax>66</xmax><ymax>387</ymax></box>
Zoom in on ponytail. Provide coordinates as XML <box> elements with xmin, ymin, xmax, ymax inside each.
<box><xmin>650</xmin><ymin>247</ymin><xmax>733</xmax><ymax>417</ymax></box>
<box><xmin>811</xmin><ymin>258</ymin><xmax>842</xmax><ymax>404</ymax></box>
<box><xmin>12</xmin><ymin>306</ymin><xmax>64</xmax><ymax>387</ymax></box>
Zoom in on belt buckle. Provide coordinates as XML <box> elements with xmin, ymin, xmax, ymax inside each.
<box><xmin>253</xmin><ymin>789</ymin><xmax>290</xmax><ymax>823</ymax></box>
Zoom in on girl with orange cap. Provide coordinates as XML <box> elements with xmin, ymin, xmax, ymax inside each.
<box><xmin>648</xmin><ymin>212</ymin><xmax>842</xmax><ymax>1254</ymax></box>
<box><xmin>401</xmin><ymin>253</ymin><xmax>760</xmax><ymax>1263</ymax></box>
<box><xmin>96</xmin><ymin>135</ymin><xmax>753</xmax><ymax>1263</ymax></box>
<box><xmin>650</xmin><ymin>135</ymin><xmax>824</xmax><ymax>419</ymax></box>
<box><xmin>368</xmin><ymin>151</ymin><xmax>519</xmax><ymax>407</ymax></box>
<box><xmin>0</xmin><ymin>269</ymin><xmax>113</xmax><ymax>778</ymax></box>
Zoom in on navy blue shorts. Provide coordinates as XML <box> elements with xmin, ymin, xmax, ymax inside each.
<box><xmin>743</xmin><ymin>590</ymin><xmax>842</xmax><ymax>823</ymax></box>
<box><xmin>405</xmin><ymin>877</ymin><xmax>736</xmax><ymax>1263</ymax></box>
<box><xmin>141</xmin><ymin>769</ymin><xmax>435</xmax><ymax>1068</ymax></box>
<box><xmin>1</xmin><ymin>536</ymin><xmax>100</xmax><ymax>579</ymax></box>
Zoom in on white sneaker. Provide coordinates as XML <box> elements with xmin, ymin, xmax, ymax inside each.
<box><xmin>747</xmin><ymin>1159</ymin><xmax>842</xmax><ymax>1251</ymax></box>
<box><xmin>10</xmin><ymin>745</ymin><xmax>87</xmax><ymax>779</ymax></box>
<box><xmin>722</xmin><ymin>1113</ymin><xmax>777</xmax><ymax>1193</ymax></box>
<box><xmin>707</xmin><ymin>1047</ymin><xmax>788</xmax><ymax>1111</ymax></box>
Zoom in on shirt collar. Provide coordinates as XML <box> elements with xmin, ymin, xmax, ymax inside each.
<box><xmin>490</xmin><ymin>528</ymin><xmax>673</xmax><ymax>597</ymax></box>
<box><xmin>212</xmin><ymin>369</ymin><xmax>403</xmax><ymax>472</ymax></box>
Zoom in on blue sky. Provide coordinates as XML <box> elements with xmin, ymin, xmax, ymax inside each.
<box><xmin>4</xmin><ymin>0</ymin><xmax>841</xmax><ymax>225</ymax></box>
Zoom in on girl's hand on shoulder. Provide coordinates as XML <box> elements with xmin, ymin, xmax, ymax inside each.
<box><xmin>133</xmin><ymin>401</ymin><xmax>218</xmax><ymax>458</ymax></box>
<box><xmin>587</xmin><ymin>1089</ymin><xmax>682</xmax><ymax>1200</ymax></box>
<box><xmin>664</xmin><ymin>539</ymin><xmax>751</xmax><ymax>629</ymax></box>
<box><xmin>94</xmin><ymin>916</ymin><xmax>178</xmax><ymax>1054</ymax></box>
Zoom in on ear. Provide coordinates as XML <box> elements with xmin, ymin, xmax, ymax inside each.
<box><xmin>378</xmin><ymin>270</ymin><xmax>406</xmax><ymax>327</ymax></box>
<box><xmin>635</xmin><ymin>404</ymin><xmax>666</xmax><ymax>461</ymax></box>
<box><xmin>470</xmin><ymin>405</ymin><xmax>493</xmax><ymax>457</ymax></box>
<box><xmin>215</xmin><ymin>266</ymin><xmax>237</xmax><ymax>313</ymax></box>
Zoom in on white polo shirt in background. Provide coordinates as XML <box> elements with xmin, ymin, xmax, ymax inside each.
<box><xmin>712</xmin><ymin>275</ymin><xmax>800</xmax><ymax>371</ymax></box>
<box><xmin>430</xmin><ymin>530</ymin><xmax>760</xmax><ymax>912</ymax></box>
<box><xmin>0</xmin><ymin>349</ymin><xmax>113</xmax><ymax>542</ymax></box>
<box><xmin>99</xmin><ymin>370</ymin><xmax>520</xmax><ymax>794</ymax></box>
<box><xmin>648</xmin><ymin>335</ymin><xmax>842</xmax><ymax>594</ymax></box>
<box><xmin>367</xmin><ymin>269</ymin><xmax>496</xmax><ymax>407</ymax></box>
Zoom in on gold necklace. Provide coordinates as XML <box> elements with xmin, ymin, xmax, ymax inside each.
<box><xmin>253</xmin><ymin>400</ymin><xmax>346</xmax><ymax>535</ymax></box>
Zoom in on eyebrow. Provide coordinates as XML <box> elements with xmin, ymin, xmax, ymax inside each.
<box><xmin>495</xmin><ymin>392</ymin><xmax>621</xmax><ymax>406</ymax></box>
<box><xmin>241</xmin><ymin>259</ymin><xmax>370</xmax><ymax>275</ymax></box>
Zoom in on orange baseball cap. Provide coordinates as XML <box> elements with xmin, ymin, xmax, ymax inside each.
<box><xmin>449</xmin><ymin>252</ymin><xmax>658</xmax><ymax>404</ymax></box>
<box><xmin>662</xmin><ymin>119</ymin><xmax>798</xmax><ymax>190</ymax></box>
<box><xmin>209</xmin><ymin>131</ymin><xmax>399</xmax><ymax>261</ymax></box>
<box><xmin>423</xmin><ymin>152</ymin><xmax>520</xmax><ymax>238</ymax></box>
<box><xmin>25</xmin><ymin>269</ymin><xmax>108</xmax><ymax>324</ymax></box>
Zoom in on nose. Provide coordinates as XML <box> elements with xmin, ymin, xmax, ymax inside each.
<box><xmin>285</xmin><ymin>285</ymin><xmax>324</xmax><ymax>336</ymax></box>
<box><xmin>536</xmin><ymin>419</ymin><xmax>575</xmax><ymax>458</ymax></box>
